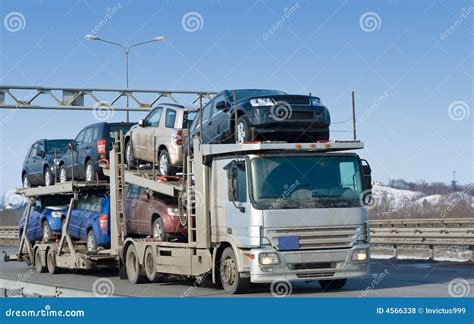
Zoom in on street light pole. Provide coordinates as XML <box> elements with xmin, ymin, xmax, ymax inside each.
<box><xmin>85</xmin><ymin>35</ymin><xmax>166</xmax><ymax>122</ymax></box>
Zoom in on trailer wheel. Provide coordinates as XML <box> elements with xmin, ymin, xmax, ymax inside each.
<box><xmin>318</xmin><ymin>279</ymin><xmax>347</xmax><ymax>290</ymax></box>
<box><xmin>144</xmin><ymin>246</ymin><xmax>160</xmax><ymax>282</ymax></box>
<box><xmin>34</xmin><ymin>249</ymin><xmax>46</xmax><ymax>273</ymax></box>
<box><xmin>219</xmin><ymin>247</ymin><xmax>250</xmax><ymax>294</ymax></box>
<box><xmin>125</xmin><ymin>244</ymin><xmax>146</xmax><ymax>284</ymax></box>
<box><xmin>46</xmin><ymin>248</ymin><xmax>60</xmax><ymax>274</ymax></box>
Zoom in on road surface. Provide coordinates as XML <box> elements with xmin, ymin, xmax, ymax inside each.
<box><xmin>0</xmin><ymin>247</ymin><xmax>473</xmax><ymax>297</ymax></box>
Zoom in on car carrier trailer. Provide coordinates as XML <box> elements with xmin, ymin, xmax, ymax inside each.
<box><xmin>7</xmin><ymin>136</ymin><xmax>372</xmax><ymax>294</ymax></box>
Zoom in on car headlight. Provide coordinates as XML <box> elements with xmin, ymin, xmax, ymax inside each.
<box><xmin>258</xmin><ymin>252</ymin><xmax>280</xmax><ymax>265</ymax></box>
<box><xmin>351</xmin><ymin>249</ymin><xmax>368</xmax><ymax>261</ymax></box>
<box><xmin>311</xmin><ymin>98</ymin><xmax>323</xmax><ymax>106</ymax></box>
<box><xmin>167</xmin><ymin>208</ymin><xmax>183</xmax><ymax>217</ymax></box>
<box><xmin>250</xmin><ymin>98</ymin><xmax>275</xmax><ymax>107</ymax></box>
<box><xmin>51</xmin><ymin>211</ymin><xmax>63</xmax><ymax>218</ymax></box>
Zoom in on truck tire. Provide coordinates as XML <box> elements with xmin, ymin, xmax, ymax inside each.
<box><xmin>35</xmin><ymin>249</ymin><xmax>46</xmax><ymax>273</ymax></box>
<box><xmin>319</xmin><ymin>279</ymin><xmax>347</xmax><ymax>290</ymax></box>
<box><xmin>46</xmin><ymin>248</ymin><xmax>60</xmax><ymax>274</ymax></box>
<box><xmin>144</xmin><ymin>246</ymin><xmax>160</xmax><ymax>282</ymax></box>
<box><xmin>219</xmin><ymin>247</ymin><xmax>250</xmax><ymax>294</ymax></box>
<box><xmin>125</xmin><ymin>244</ymin><xmax>146</xmax><ymax>284</ymax></box>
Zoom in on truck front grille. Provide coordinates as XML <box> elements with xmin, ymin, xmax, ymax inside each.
<box><xmin>269</xmin><ymin>226</ymin><xmax>358</xmax><ymax>251</ymax></box>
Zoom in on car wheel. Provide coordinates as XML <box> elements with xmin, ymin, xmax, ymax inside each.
<box><xmin>152</xmin><ymin>217</ymin><xmax>167</xmax><ymax>241</ymax></box>
<box><xmin>219</xmin><ymin>247</ymin><xmax>250</xmax><ymax>294</ymax></box>
<box><xmin>47</xmin><ymin>248</ymin><xmax>60</xmax><ymax>274</ymax></box>
<box><xmin>236</xmin><ymin>115</ymin><xmax>252</xmax><ymax>143</ymax></box>
<box><xmin>86</xmin><ymin>230</ymin><xmax>97</xmax><ymax>254</ymax></box>
<box><xmin>158</xmin><ymin>149</ymin><xmax>176</xmax><ymax>176</ymax></box>
<box><xmin>125</xmin><ymin>140</ymin><xmax>136</xmax><ymax>169</ymax></box>
<box><xmin>42</xmin><ymin>221</ymin><xmax>51</xmax><ymax>241</ymax></box>
<box><xmin>125</xmin><ymin>244</ymin><xmax>146</xmax><ymax>284</ymax></box>
<box><xmin>85</xmin><ymin>160</ymin><xmax>95</xmax><ymax>182</ymax></box>
<box><xmin>35</xmin><ymin>249</ymin><xmax>46</xmax><ymax>273</ymax></box>
<box><xmin>22</xmin><ymin>174</ymin><xmax>30</xmax><ymax>188</ymax></box>
<box><xmin>44</xmin><ymin>167</ymin><xmax>53</xmax><ymax>186</ymax></box>
<box><xmin>59</xmin><ymin>165</ymin><xmax>67</xmax><ymax>183</ymax></box>
<box><xmin>318</xmin><ymin>279</ymin><xmax>347</xmax><ymax>290</ymax></box>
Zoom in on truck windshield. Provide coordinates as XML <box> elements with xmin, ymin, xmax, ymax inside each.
<box><xmin>251</xmin><ymin>155</ymin><xmax>363</xmax><ymax>209</ymax></box>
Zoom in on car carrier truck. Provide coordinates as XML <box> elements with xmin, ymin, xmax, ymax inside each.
<box><xmin>7</xmin><ymin>135</ymin><xmax>372</xmax><ymax>294</ymax></box>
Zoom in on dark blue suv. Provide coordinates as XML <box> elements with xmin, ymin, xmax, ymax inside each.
<box><xmin>58</xmin><ymin>122</ymin><xmax>134</xmax><ymax>183</ymax></box>
<box><xmin>189</xmin><ymin>89</ymin><xmax>331</xmax><ymax>144</ymax></box>
<box><xmin>21</xmin><ymin>139</ymin><xmax>72</xmax><ymax>188</ymax></box>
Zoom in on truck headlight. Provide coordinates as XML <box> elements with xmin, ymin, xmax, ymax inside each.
<box><xmin>250</xmin><ymin>98</ymin><xmax>275</xmax><ymax>107</ymax></box>
<box><xmin>51</xmin><ymin>211</ymin><xmax>63</xmax><ymax>218</ymax></box>
<box><xmin>258</xmin><ymin>252</ymin><xmax>280</xmax><ymax>265</ymax></box>
<box><xmin>351</xmin><ymin>249</ymin><xmax>368</xmax><ymax>261</ymax></box>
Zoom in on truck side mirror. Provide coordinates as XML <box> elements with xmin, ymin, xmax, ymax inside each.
<box><xmin>138</xmin><ymin>119</ymin><xmax>144</xmax><ymax>127</ymax></box>
<box><xmin>361</xmin><ymin>160</ymin><xmax>372</xmax><ymax>191</ymax></box>
<box><xmin>225</xmin><ymin>163</ymin><xmax>245</xmax><ymax>213</ymax></box>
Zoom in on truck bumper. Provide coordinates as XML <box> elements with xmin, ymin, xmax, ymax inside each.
<box><xmin>248</xmin><ymin>245</ymin><xmax>370</xmax><ymax>283</ymax></box>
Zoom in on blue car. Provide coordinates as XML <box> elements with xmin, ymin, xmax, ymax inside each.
<box><xmin>67</xmin><ymin>191</ymin><xmax>110</xmax><ymax>253</ymax></box>
<box><xmin>19</xmin><ymin>195</ymin><xmax>71</xmax><ymax>242</ymax></box>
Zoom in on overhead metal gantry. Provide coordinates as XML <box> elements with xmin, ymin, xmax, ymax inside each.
<box><xmin>0</xmin><ymin>85</ymin><xmax>216</xmax><ymax>112</ymax></box>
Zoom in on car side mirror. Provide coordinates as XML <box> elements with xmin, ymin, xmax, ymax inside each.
<box><xmin>138</xmin><ymin>119</ymin><xmax>144</xmax><ymax>127</ymax></box>
<box><xmin>68</xmin><ymin>142</ymin><xmax>76</xmax><ymax>150</ymax></box>
<box><xmin>140</xmin><ymin>191</ymin><xmax>150</xmax><ymax>201</ymax></box>
<box><xmin>216</xmin><ymin>101</ymin><xmax>230</xmax><ymax>111</ymax></box>
<box><xmin>36</xmin><ymin>150</ymin><xmax>45</xmax><ymax>157</ymax></box>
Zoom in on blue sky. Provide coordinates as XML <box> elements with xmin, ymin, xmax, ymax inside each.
<box><xmin>0</xmin><ymin>0</ymin><xmax>472</xmax><ymax>193</ymax></box>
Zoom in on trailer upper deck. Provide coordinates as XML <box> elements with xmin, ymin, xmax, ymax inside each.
<box><xmin>17</xmin><ymin>182</ymin><xmax>110</xmax><ymax>197</ymax></box>
<box><xmin>201</xmin><ymin>140</ymin><xmax>364</xmax><ymax>157</ymax></box>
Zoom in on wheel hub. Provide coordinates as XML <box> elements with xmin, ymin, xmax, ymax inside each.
<box><xmin>222</xmin><ymin>257</ymin><xmax>236</xmax><ymax>285</ymax></box>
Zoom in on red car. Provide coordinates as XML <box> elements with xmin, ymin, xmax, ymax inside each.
<box><xmin>123</xmin><ymin>184</ymin><xmax>187</xmax><ymax>240</ymax></box>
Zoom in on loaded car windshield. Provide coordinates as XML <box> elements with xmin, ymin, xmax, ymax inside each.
<box><xmin>251</xmin><ymin>155</ymin><xmax>363</xmax><ymax>209</ymax></box>
<box><xmin>46</xmin><ymin>140</ymin><xmax>71</xmax><ymax>154</ymax></box>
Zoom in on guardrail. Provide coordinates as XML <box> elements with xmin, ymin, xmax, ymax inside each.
<box><xmin>369</xmin><ymin>218</ymin><xmax>474</xmax><ymax>260</ymax></box>
<box><xmin>1</xmin><ymin>219</ymin><xmax>473</xmax><ymax>260</ymax></box>
<box><xmin>0</xmin><ymin>226</ymin><xmax>19</xmax><ymax>246</ymax></box>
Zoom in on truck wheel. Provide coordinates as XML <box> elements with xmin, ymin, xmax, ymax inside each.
<box><xmin>125</xmin><ymin>140</ymin><xmax>136</xmax><ymax>170</ymax></box>
<box><xmin>44</xmin><ymin>167</ymin><xmax>53</xmax><ymax>186</ymax></box>
<box><xmin>46</xmin><ymin>248</ymin><xmax>60</xmax><ymax>274</ymax></box>
<box><xmin>144</xmin><ymin>246</ymin><xmax>160</xmax><ymax>282</ymax></box>
<box><xmin>125</xmin><ymin>244</ymin><xmax>146</xmax><ymax>284</ymax></box>
<box><xmin>219</xmin><ymin>247</ymin><xmax>250</xmax><ymax>294</ymax></box>
<box><xmin>35</xmin><ymin>249</ymin><xmax>46</xmax><ymax>273</ymax></box>
<box><xmin>158</xmin><ymin>149</ymin><xmax>177</xmax><ymax>176</ymax></box>
<box><xmin>86</xmin><ymin>230</ymin><xmax>97</xmax><ymax>254</ymax></box>
<box><xmin>236</xmin><ymin>115</ymin><xmax>252</xmax><ymax>143</ymax></box>
<box><xmin>319</xmin><ymin>279</ymin><xmax>347</xmax><ymax>290</ymax></box>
